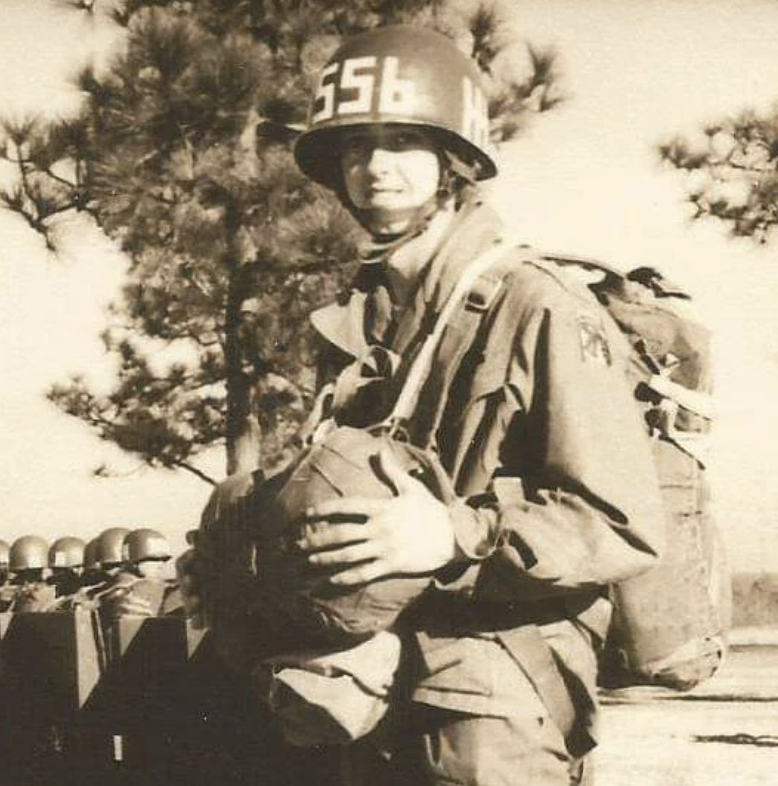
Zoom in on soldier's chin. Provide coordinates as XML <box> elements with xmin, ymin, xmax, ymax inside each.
<box><xmin>359</xmin><ymin>205</ymin><xmax>424</xmax><ymax>237</ymax></box>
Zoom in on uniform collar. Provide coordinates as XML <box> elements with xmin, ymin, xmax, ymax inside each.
<box><xmin>310</xmin><ymin>197</ymin><xmax>506</xmax><ymax>359</ymax></box>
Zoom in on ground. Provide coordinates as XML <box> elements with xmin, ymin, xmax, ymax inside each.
<box><xmin>596</xmin><ymin>634</ymin><xmax>778</xmax><ymax>785</ymax></box>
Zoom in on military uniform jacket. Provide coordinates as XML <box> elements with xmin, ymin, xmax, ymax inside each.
<box><xmin>310</xmin><ymin>198</ymin><xmax>664</xmax><ymax>737</ymax></box>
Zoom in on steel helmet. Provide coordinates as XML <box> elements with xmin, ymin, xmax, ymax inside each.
<box><xmin>83</xmin><ymin>538</ymin><xmax>99</xmax><ymax>571</ymax></box>
<box><xmin>0</xmin><ymin>538</ymin><xmax>9</xmax><ymax>568</ymax></box>
<box><xmin>48</xmin><ymin>536</ymin><xmax>86</xmax><ymax>569</ymax></box>
<box><xmin>9</xmin><ymin>535</ymin><xmax>49</xmax><ymax>571</ymax></box>
<box><xmin>294</xmin><ymin>25</ymin><xmax>496</xmax><ymax>191</ymax></box>
<box><xmin>123</xmin><ymin>528</ymin><xmax>171</xmax><ymax>563</ymax></box>
<box><xmin>95</xmin><ymin>527</ymin><xmax>131</xmax><ymax>566</ymax></box>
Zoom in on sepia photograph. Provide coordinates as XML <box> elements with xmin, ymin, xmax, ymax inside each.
<box><xmin>0</xmin><ymin>0</ymin><xmax>776</xmax><ymax>784</ymax></box>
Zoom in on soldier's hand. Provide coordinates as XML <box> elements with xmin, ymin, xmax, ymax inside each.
<box><xmin>298</xmin><ymin>446</ymin><xmax>456</xmax><ymax>585</ymax></box>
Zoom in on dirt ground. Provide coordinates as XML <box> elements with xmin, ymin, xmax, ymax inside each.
<box><xmin>594</xmin><ymin>639</ymin><xmax>778</xmax><ymax>785</ymax></box>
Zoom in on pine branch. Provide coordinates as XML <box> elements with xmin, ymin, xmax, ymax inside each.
<box><xmin>170</xmin><ymin>460</ymin><xmax>217</xmax><ymax>485</ymax></box>
<box><xmin>10</xmin><ymin>0</ymin><xmax>564</xmax><ymax>478</ymax></box>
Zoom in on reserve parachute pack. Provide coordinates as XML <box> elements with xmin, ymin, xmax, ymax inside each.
<box><xmin>544</xmin><ymin>254</ymin><xmax>731</xmax><ymax>691</ymax></box>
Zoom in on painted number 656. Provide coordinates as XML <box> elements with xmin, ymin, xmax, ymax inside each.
<box><xmin>312</xmin><ymin>56</ymin><xmax>416</xmax><ymax>123</ymax></box>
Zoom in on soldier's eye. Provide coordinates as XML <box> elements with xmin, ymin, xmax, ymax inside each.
<box><xmin>341</xmin><ymin>135</ymin><xmax>373</xmax><ymax>158</ymax></box>
<box><xmin>386</xmin><ymin>131</ymin><xmax>418</xmax><ymax>150</ymax></box>
<box><xmin>396</xmin><ymin>131</ymin><xmax>417</xmax><ymax>145</ymax></box>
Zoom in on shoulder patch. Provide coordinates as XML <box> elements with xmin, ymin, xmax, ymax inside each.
<box><xmin>578</xmin><ymin>312</ymin><xmax>612</xmax><ymax>366</ymax></box>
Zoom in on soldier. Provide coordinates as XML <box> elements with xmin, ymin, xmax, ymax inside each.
<box><xmin>124</xmin><ymin>528</ymin><xmax>173</xmax><ymax>581</ymax></box>
<box><xmin>180</xmin><ymin>24</ymin><xmax>665</xmax><ymax>786</ymax></box>
<box><xmin>8</xmin><ymin>536</ymin><xmax>56</xmax><ymax>612</ymax></box>
<box><xmin>61</xmin><ymin>526</ymin><xmax>132</xmax><ymax>615</ymax></box>
<box><xmin>103</xmin><ymin>528</ymin><xmax>181</xmax><ymax>619</ymax></box>
<box><xmin>48</xmin><ymin>537</ymin><xmax>107</xmax><ymax>612</ymax></box>
<box><xmin>94</xmin><ymin>527</ymin><xmax>131</xmax><ymax>578</ymax></box>
<box><xmin>0</xmin><ymin>538</ymin><xmax>8</xmax><ymax>581</ymax></box>
<box><xmin>80</xmin><ymin>537</ymin><xmax>104</xmax><ymax>587</ymax></box>
<box><xmin>278</xmin><ymin>25</ymin><xmax>666</xmax><ymax>786</ymax></box>
<box><xmin>47</xmin><ymin>536</ymin><xmax>85</xmax><ymax>598</ymax></box>
<box><xmin>0</xmin><ymin>538</ymin><xmax>13</xmax><ymax>611</ymax></box>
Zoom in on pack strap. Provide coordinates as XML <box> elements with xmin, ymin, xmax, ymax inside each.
<box><xmin>646</xmin><ymin>374</ymin><xmax>716</xmax><ymax>420</ymax></box>
<box><xmin>410</xmin><ymin>271</ymin><xmax>506</xmax><ymax>450</ymax></box>
<box><xmin>386</xmin><ymin>236</ymin><xmax>515</xmax><ymax>431</ymax></box>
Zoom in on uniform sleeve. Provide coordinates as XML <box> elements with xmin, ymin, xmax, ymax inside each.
<box><xmin>446</xmin><ymin>287</ymin><xmax>665</xmax><ymax>601</ymax></box>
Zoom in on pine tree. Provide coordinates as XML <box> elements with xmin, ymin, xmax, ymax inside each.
<box><xmin>0</xmin><ymin>0</ymin><xmax>563</xmax><ymax>483</ymax></box>
<box><xmin>660</xmin><ymin>108</ymin><xmax>778</xmax><ymax>244</ymax></box>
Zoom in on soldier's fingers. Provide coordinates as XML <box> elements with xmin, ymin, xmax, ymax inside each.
<box><xmin>123</xmin><ymin>595</ymin><xmax>155</xmax><ymax>611</ymax></box>
<box><xmin>307</xmin><ymin>541</ymin><xmax>383</xmax><ymax>567</ymax></box>
<box><xmin>296</xmin><ymin>522</ymin><xmax>371</xmax><ymax>550</ymax></box>
<box><xmin>327</xmin><ymin>559</ymin><xmax>390</xmax><ymax>586</ymax></box>
<box><xmin>303</xmin><ymin>497</ymin><xmax>387</xmax><ymax>522</ymax></box>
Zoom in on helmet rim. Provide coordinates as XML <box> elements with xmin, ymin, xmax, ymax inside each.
<box><xmin>295</xmin><ymin>121</ymin><xmax>496</xmax><ymax>190</ymax></box>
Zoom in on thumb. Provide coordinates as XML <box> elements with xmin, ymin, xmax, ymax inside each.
<box><xmin>376</xmin><ymin>444</ymin><xmax>417</xmax><ymax>495</ymax></box>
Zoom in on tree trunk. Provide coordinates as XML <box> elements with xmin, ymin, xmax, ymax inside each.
<box><xmin>224</xmin><ymin>262</ymin><xmax>261</xmax><ymax>477</ymax></box>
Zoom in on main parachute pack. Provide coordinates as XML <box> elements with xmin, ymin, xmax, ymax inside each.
<box><xmin>543</xmin><ymin>254</ymin><xmax>731</xmax><ymax>690</ymax></box>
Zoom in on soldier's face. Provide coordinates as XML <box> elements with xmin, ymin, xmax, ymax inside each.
<box><xmin>340</xmin><ymin>126</ymin><xmax>440</xmax><ymax>234</ymax></box>
<box><xmin>14</xmin><ymin>568</ymin><xmax>44</xmax><ymax>585</ymax></box>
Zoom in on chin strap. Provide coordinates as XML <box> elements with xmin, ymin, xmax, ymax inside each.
<box><xmin>355</xmin><ymin>193</ymin><xmax>445</xmax><ymax>262</ymax></box>
<box><xmin>358</xmin><ymin>222</ymin><xmax>429</xmax><ymax>264</ymax></box>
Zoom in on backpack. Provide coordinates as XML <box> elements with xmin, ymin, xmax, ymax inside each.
<box><xmin>543</xmin><ymin>254</ymin><xmax>732</xmax><ymax>691</ymax></box>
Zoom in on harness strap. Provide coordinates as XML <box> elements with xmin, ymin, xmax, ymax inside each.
<box><xmin>386</xmin><ymin>236</ymin><xmax>515</xmax><ymax>429</ymax></box>
<box><xmin>645</xmin><ymin>374</ymin><xmax>716</xmax><ymax>420</ymax></box>
<box><xmin>497</xmin><ymin>625</ymin><xmax>579</xmax><ymax>750</ymax></box>
<box><xmin>412</xmin><ymin>271</ymin><xmax>506</xmax><ymax>450</ymax></box>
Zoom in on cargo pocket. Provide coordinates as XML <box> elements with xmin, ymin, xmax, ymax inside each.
<box><xmin>413</xmin><ymin>634</ymin><xmax>494</xmax><ymax>700</ymax></box>
<box><xmin>411</xmin><ymin>633</ymin><xmax>548</xmax><ymax>719</ymax></box>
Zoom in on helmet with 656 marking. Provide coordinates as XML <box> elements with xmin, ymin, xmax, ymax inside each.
<box><xmin>294</xmin><ymin>25</ymin><xmax>496</xmax><ymax>190</ymax></box>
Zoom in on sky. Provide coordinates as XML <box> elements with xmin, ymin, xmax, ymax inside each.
<box><xmin>1</xmin><ymin>0</ymin><xmax>778</xmax><ymax>569</ymax></box>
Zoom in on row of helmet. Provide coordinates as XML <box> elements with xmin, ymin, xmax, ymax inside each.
<box><xmin>0</xmin><ymin>528</ymin><xmax>172</xmax><ymax>576</ymax></box>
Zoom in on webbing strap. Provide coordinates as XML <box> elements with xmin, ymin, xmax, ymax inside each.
<box><xmin>646</xmin><ymin>374</ymin><xmax>716</xmax><ymax>420</ymax></box>
<box><xmin>387</xmin><ymin>237</ymin><xmax>515</xmax><ymax>427</ymax></box>
<box><xmin>497</xmin><ymin>626</ymin><xmax>577</xmax><ymax>747</ymax></box>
